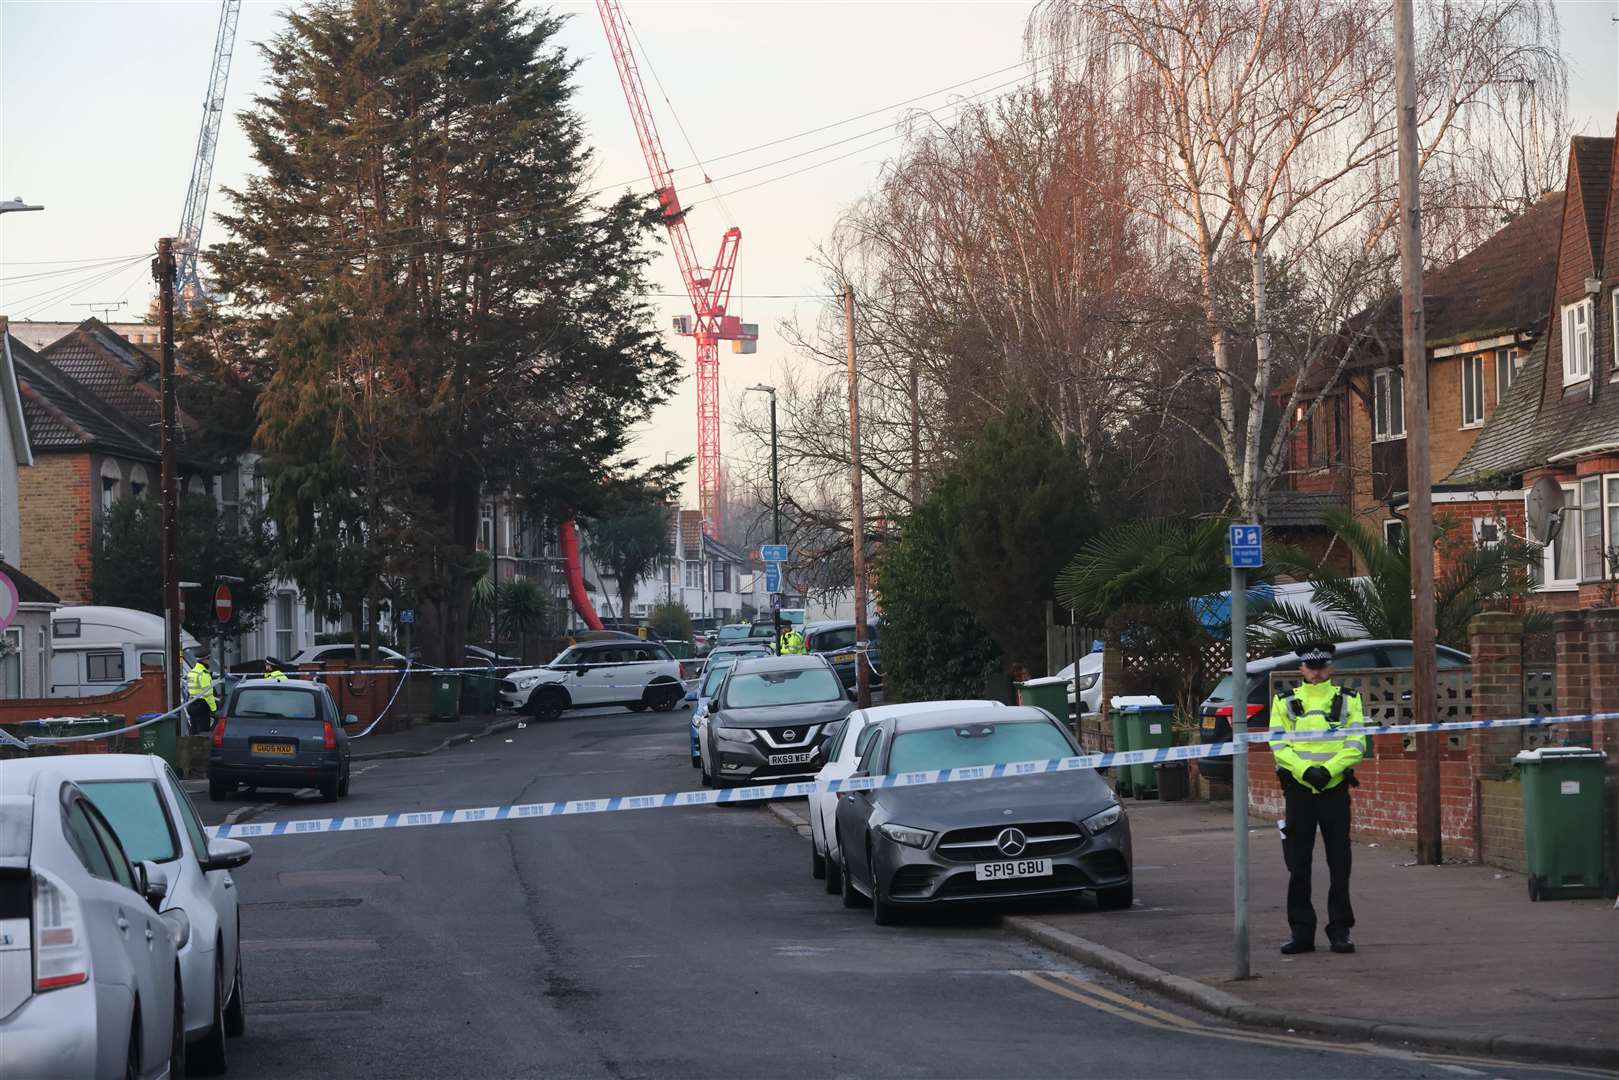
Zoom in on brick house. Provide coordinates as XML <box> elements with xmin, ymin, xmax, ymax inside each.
<box><xmin>1270</xmin><ymin>190</ymin><xmax>1565</xmax><ymax>568</ymax></box>
<box><xmin>7</xmin><ymin>318</ymin><xmax>209</xmax><ymax>602</ymax></box>
<box><xmin>1445</xmin><ymin>124</ymin><xmax>1619</xmax><ymax>611</ymax></box>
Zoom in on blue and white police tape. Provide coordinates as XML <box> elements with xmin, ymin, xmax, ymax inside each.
<box><xmin>207</xmin><ymin>709</ymin><xmax>1618</xmax><ymax>840</ymax></box>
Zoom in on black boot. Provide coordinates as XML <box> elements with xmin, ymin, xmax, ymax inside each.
<box><xmin>1279</xmin><ymin>938</ymin><xmax>1316</xmax><ymax>955</ymax></box>
<box><xmin>1327</xmin><ymin>932</ymin><xmax>1355</xmax><ymax>954</ymax></box>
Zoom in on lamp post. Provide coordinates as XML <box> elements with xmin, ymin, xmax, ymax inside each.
<box><xmin>747</xmin><ymin>384</ymin><xmax>780</xmax><ymax>647</ymax></box>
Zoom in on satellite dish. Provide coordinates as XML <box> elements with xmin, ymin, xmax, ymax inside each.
<box><xmin>1526</xmin><ymin>476</ymin><xmax>1565</xmax><ymax>544</ymax></box>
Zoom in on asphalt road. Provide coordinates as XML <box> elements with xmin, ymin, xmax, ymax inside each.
<box><xmin>199</xmin><ymin>707</ymin><xmax>1595</xmax><ymax>1080</ymax></box>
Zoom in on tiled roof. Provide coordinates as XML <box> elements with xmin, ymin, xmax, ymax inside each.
<box><xmin>1571</xmin><ymin>136</ymin><xmax>1612</xmax><ymax>276</ymax></box>
<box><xmin>1263</xmin><ymin>490</ymin><xmax>1347</xmax><ymax>527</ymax></box>
<box><xmin>38</xmin><ymin>321</ymin><xmax>164</xmax><ymax>433</ymax></box>
<box><xmin>0</xmin><ymin>559</ymin><xmax>59</xmax><ymax>605</ymax></box>
<box><xmin>12</xmin><ymin>348</ymin><xmax>158</xmax><ymax>461</ymax></box>
<box><xmin>1443</xmin><ymin>336</ymin><xmax>1552</xmax><ymax>484</ymax></box>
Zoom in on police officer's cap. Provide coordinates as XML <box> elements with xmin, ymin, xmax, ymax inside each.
<box><xmin>1298</xmin><ymin>641</ymin><xmax>1337</xmax><ymax>665</ymax></box>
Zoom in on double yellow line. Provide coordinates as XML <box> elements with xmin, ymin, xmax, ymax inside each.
<box><xmin>1014</xmin><ymin>971</ymin><xmax>1617</xmax><ymax>1079</ymax></box>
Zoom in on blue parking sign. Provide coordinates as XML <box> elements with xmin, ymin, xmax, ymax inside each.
<box><xmin>764</xmin><ymin>565</ymin><xmax>781</xmax><ymax>593</ymax></box>
<box><xmin>1228</xmin><ymin>525</ymin><xmax>1263</xmax><ymax>569</ymax></box>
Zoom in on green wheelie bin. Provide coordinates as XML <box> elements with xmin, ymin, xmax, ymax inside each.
<box><xmin>431</xmin><ymin>674</ymin><xmax>464</xmax><ymax>721</ymax></box>
<box><xmin>1109</xmin><ymin>707</ymin><xmax>1133</xmax><ymax>797</ymax></box>
<box><xmin>1514</xmin><ymin>747</ymin><xmax>1608</xmax><ymax>901</ymax></box>
<box><xmin>137</xmin><ymin>712</ymin><xmax>180</xmax><ymax>768</ymax></box>
<box><xmin>1121</xmin><ymin>703</ymin><xmax>1176</xmax><ymax>798</ymax></box>
<box><xmin>1017</xmin><ymin>676</ymin><xmax>1072</xmax><ymax>725</ymax></box>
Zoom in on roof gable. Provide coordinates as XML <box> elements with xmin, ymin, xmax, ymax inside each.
<box><xmin>0</xmin><ymin>321</ymin><xmax>34</xmax><ymax>465</ymax></box>
<box><xmin>1422</xmin><ymin>190</ymin><xmax>1564</xmax><ymax>346</ymax></box>
<box><xmin>1571</xmin><ymin>136</ymin><xmax>1613</xmax><ymax>278</ymax></box>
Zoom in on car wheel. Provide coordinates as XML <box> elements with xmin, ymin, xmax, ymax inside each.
<box><xmin>169</xmin><ymin>971</ymin><xmax>187</xmax><ymax>1077</ymax></box>
<box><xmin>824</xmin><ymin>845</ymin><xmax>842</xmax><ymax>894</ymax></box>
<box><xmin>811</xmin><ymin>837</ymin><xmax>826</xmax><ymax>880</ymax></box>
<box><xmin>338</xmin><ymin>765</ymin><xmax>350</xmax><ymax>798</ymax></box>
<box><xmin>530</xmin><ymin>689</ymin><xmax>566</xmax><ymax>722</ymax></box>
<box><xmin>699</xmin><ymin>748</ymin><xmax>714</xmax><ymax>788</ymax></box>
<box><xmin>651</xmin><ymin>683</ymin><xmax>682</xmax><ymax>712</ymax></box>
<box><xmin>190</xmin><ymin>957</ymin><xmax>228</xmax><ymax>1074</ymax></box>
<box><xmin>319</xmin><ymin>773</ymin><xmax>340</xmax><ymax>801</ymax></box>
<box><xmin>1096</xmin><ymin>881</ymin><xmax>1134</xmax><ymax>910</ymax></box>
<box><xmin>208</xmin><ymin>779</ymin><xmax>232</xmax><ymax>802</ymax></box>
<box><xmin>627</xmin><ymin>703</ymin><xmax>649</xmax><ymax>713</ymax></box>
<box><xmin>224</xmin><ymin>940</ymin><xmax>245</xmax><ymax>1038</ymax></box>
<box><xmin>126</xmin><ymin>1015</ymin><xmax>141</xmax><ymax>1080</ymax></box>
<box><xmin>838</xmin><ymin>832</ymin><xmax>866</xmax><ymax>909</ymax></box>
<box><xmin>869</xmin><ymin>851</ymin><xmax>899</xmax><ymax>926</ymax></box>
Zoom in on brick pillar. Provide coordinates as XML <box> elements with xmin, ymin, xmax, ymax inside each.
<box><xmin>1552</xmin><ymin>610</ymin><xmax>1590</xmax><ymax>746</ymax></box>
<box><xmin>1468</xmin><ymin>612</ymin><xmax>1524</xmax><ymax>862</ymax></box>
<box><xmin>1582</xmin><ymin>608</ymin><xmax>1619</xmax><ymax>895</ymax></box>
<box><xmin>1100</xmin><ymin>631</ymin><xmax>1124</xmax><ymax>752</ymax></box>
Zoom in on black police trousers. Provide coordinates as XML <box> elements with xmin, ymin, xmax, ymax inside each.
<box><xmin>1280</xmin><ymin>776</ymin><xmax>1354</xmax><ymax>942</ymax></box>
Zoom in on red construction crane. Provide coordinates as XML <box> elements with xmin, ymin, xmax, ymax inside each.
<box><xmin>597</xmin><ymin>0</ymin><xmax>756</xmax><ymax>538</ymax></box>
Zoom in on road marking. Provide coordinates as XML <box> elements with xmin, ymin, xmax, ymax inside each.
<box><xmin>1015</xmin><ymin>972</ymin><xmax>1613</xmax><ymax>1078</ymax></box>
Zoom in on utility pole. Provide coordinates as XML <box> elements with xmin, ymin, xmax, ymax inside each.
<box><xmin>153</xmin><ymin>238</ymin><xmax>182</xmax><ymax>712</ymax></box>
<box><xmin>845</xmin><ymin>285</ymin><xmax>871</xmax><ymax>709</ymax></box>
<box><xmin>1395</xmin><ymin>0</ymin><xmax>1441</xmax><ymax>865</ymax></box>
<box><xmin>747</xmin><ymin>383</ymin><xmax>782</xmax><ymax>647</ymax></box>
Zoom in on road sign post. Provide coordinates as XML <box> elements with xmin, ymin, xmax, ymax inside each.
<box><xmin>1226</xmin><ymin>523</ymin><xmax>1260</xmax><ymax>980</ymax></box>
<box><xmin>760</xmin><ymin>544</ymin><xmax>788</xmax><ymax>564</ymax></box>
<box><xmin>213</xmin><ymin>583</ymin><xmax>234</xmax><ymax>624</ymax></box>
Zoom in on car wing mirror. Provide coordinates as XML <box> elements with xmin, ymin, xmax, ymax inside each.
<box><xmin>202</xmin><ymin>837</ymin><xmax>254</xmax><ymax>872</ymax></box>
<box><xmin>846</xmin><ymin>688</ymin><xmax>859</xmax><ymax>702</ymax></box>
<box><xmin>136</xmin><ymin>861</ymin><xmax>167</xmax><ymax>909</ymax></box>
<box><xmin>575</xmin><ymin>665</ymin><xmax>589</xmax><ymax>677</ymax></box>
<box><xmin>344</xmin><ymin>713</ymin><xmax>359</xmax><ymax>726</ymax></box>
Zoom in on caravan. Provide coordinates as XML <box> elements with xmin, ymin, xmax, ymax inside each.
<box><xmin>48</xmin><ymin>606</ymin><xmax>201</xmax><ymax>698</ymax></box>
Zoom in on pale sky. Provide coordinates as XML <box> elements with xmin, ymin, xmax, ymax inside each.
<box><xmin>3</xmin><ymin>1</ymin><xmax>1617</xmax><ymax>506</ymax></box>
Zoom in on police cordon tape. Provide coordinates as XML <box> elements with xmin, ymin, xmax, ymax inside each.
<box><xmin>205</xmin><ymin>710</ymin><xmax>1618</xmax><ymax>840</ymax></box>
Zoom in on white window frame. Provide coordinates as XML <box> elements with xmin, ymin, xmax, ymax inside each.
<box><xmin>1471</xmin><ymin>515</ymin><xmax>1505</xmax><ymax>547</ymax></box>
<box><xmin>1561</xmin><ymin>299</ymin><xmax>1592</xmax><ymax>385</ymax></box>
<box><xmin>1612</xmin><ymin>290</ymin><xmax>1619</xmax><ymax>373</ymax></box>
<box><xmin>1580</xmin><ymin>477</ymin><xmax>1604</xmax><ymax>584</ymax></box>
<box><xmin>274</xmin><ymin>593</ymin><xmax>296</xmax><ymax>660</ymax></box>
<box><xmin>1382</xmin><ymin>518</ymin><xmax>1405</xmax><ymax>547</ymax></box>
<box><xmin>1534</xmin><ymin>483</ymin><xmax>1580</xmax><ymax>590</ymax></box>
<box><xmin>1493</xmin><ymin>348</ymin><xmax>1518</xmax><ymax>399</ymax></box>
<box><xmin>683</xmin><ymin>561</ymin><xmax>702</xmax><ymax>590</ymax></box>
<box><xmin>1372</xmin><ymin>368</ymin><xmax>1405</xmax><ymax>441</ymax></box>
<box><xmin>1</xmin><ymin>626</ymin><xmax>21</xmax><ymax>699</ymax></box>
<box><xmin>1461</xmin><ymin>354</ymin><xmax>1486</xmax><ymax>428</ymax></box>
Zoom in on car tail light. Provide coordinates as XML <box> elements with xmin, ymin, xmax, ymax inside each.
<box><xmin>1214</xmin><ymin>705</ymin><xmax>1264</xmax><ymax>719</ymax></box>
<box><xmin>211</xmin><ymin>717</ymin><xmax>228</xmax><ymax>747</ymax></box>
<box><xmin>323</xmin><ymin>721</ymin><xmax>336</xmax><ymax>749</ymax></box>
<box><xmin>32</xmin><ymin>867</ymin><xmax>89</xmax><ymax>992</ymax></box>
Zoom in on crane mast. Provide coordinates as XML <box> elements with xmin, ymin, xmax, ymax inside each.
<box><xmin>176</xmin><ymin>0</ymin><xmax>242</xmax><ymax>315</ymax></box>
<box><xmin>597</xmin><ymin>0</ymin><xmax>755</xmax><ymax>538</ymax></box>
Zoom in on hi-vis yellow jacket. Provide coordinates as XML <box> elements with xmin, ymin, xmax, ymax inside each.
<box><xmin>1268</xmin><ymin>680</ymin><xmax>1365</xmax><ymax>793</ymax></box>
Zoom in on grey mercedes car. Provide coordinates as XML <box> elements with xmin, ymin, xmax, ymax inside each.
<box><xmin>699</xmin><ymin>654</ymin><xmax>854</xmax><ymax>787</ymax></box>
<box><xmin>832</xmin><ymin>706</ymin><xmax>1132</xmax><ymax>923</ymax></box>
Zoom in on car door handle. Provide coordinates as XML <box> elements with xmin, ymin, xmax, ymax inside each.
<box><xmin>222</xmin><ymin>879</ymin><xmax>234</xmax><ymax>890</ymax></box>
<box><xmin>145</xmin><ymin>927</ymin><xmax>155</xmax><ymax>943</ymax></box>
<box><xmin>117</xmin><ymin>915</ymin><xmax>130</xmax><ymax>932</ymax></box>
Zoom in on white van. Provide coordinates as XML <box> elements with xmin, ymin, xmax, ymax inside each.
<box><xmin>48</xmin><ymin>606</ymin><xmax>201</xmax><ymax>698</ymax></box>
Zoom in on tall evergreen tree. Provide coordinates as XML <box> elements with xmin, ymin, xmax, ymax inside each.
<box><xmin>210</xmin><ymin>0</ymin><xmax>680</xmax><ymax>663</ymax></box>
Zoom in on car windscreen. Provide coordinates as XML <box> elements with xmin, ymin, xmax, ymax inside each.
<box><xmin>549</xmin><ymin>647</ymin><xmax>587</xmax><ymax>668</ymax></box>
<box><xmin>229</xmin><ymin>688</ymin><xmax>322</xmax><ymax>721</ymax></box>
<box><xmin>722</xmin><ymin>667</ymin><xmax>843</xmax><ymax>709</ymax></box>
<box><xmin>887</xmin><ymin>721</ymin><xmax>1073</xmax><ymax>773</ymax></box>
<box><xmin>810</xmin><ymin>627</ymin><xmax>857</xmax><ymax>651</ymax></box>
<box><xmin>81</xmin><ymin>781</ymin><xmax>179</xmax><ymax>864</ymax></box>
<box><xmin>701</xmin><ymin>661</ymin><xmax>737</xmax><ymax>697</ymax></box>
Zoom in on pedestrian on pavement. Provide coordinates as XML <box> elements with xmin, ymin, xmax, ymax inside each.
<box><xmin>186</xmin><ymin>650</ymin><xmax>219</xmax><ymax>735</ymax></box>
<box><xmin>1270</xmin><ymin>640</ymin><xmax>1365</xmax><ymax>956</ymax></box>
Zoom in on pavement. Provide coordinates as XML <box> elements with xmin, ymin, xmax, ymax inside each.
<box><xmin>991</xmin><ymin>798</ymin><xmax>1619</xmax><ymax>1068</ymax></box>
<box><xmin>190</xmin><ymin>705</ymin><xmax>1613</xmax><ymax>1079</ymax></box>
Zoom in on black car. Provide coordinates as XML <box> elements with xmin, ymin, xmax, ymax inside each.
<box><xmin>699</xmin><ymin>654</ymin><xmax>854</xmax><ymax>787</ymax></box>
<box><xmin>803</xmin><ymin>619</ymin><xmax>882</xmax><ymax>689</ymax></box>
<box><xmin>207</xmin><ymin>678</ymin><xmax>354</xmax><ymax>801</ymax></box>
<box><xmin>1197</xmin><ymin>639</ymin><xmax>1473</xmax><ymax>781</ymax></box>
<box><xmin>833</xmin><ymin>705</ymin><xmax>1131</xmax><ymax>924</ymax></box>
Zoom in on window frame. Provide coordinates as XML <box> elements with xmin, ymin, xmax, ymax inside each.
<box><xmin>1561</xmin><ymin>299</ymin><xmax>1593</xmax><ymax>385</ymax></box>
<box><xmin>1612</xmin><ymin>289</ymin><xmax>1619</xmax><ymax>373</ymax></box>
<box><xmin>1471</xmin><ymin>515</ymin><xmax>1505</xmax><ymax>548</ymax></box>
<box><xmin>1494</xmin><ymin>347</ymin><xmax>1518</xmax><ymax>399</ymax></box>
<box><xmin>1</xmin><ymin>626</ymin><xmax>19</xmax><ymax>699</ymax></box>
<box><xmin>1461</xmin><ymin>354</ymin><xmax>1486</xmax><ymax>428</ymax></box>
<box><xmin>86</xmin><ymin>650</ymin><xmax>126</xmax><ymax>684</ymax></box>
<box><xmin>1580</xmin><ymin>477</ymin><xmax>1603</xmax><ymax>584</ymax></box>
<box><xmin>1382</xmin><ymin>518</ymin><xmax>1406</xmax><ymax>548</ymax></box>
<box><xmin>1534</xmin><ymin>483</ymin><xmax>1580</xmax><ymax>590</ymax></box>
<box><xmin>1372</xmin><ymin>367</ymin><xmax>1405</xmax><ymax>441</ymax></box>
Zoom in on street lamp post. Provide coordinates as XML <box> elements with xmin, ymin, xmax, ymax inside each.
<box><xmin>747</xmin><ymin>384</ymin><xmax>780</xmax><ymax>648</ymax></box>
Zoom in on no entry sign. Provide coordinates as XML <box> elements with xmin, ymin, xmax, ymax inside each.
<box><xmin>214</xmin><ymin>583</ymin><xmax>234</xmax><ymax>623</ymax></box>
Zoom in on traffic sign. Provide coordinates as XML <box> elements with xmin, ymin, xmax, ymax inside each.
<box><xmin>760</xmin><ymin>544</ymin><xmax>789</xmax><ymax>564</ymax></box>
<box><xmin>398</xmin><ymin>609</ymin><xmax>415</xmax><ymax>625</ymax></box>
<box><xmin>764</xmin><ymin>565</ymin><xmax>781</xmax><ymax>594</ymax></box>
<box><xmin>770</xmin><ymin>593</ymin><xmax>783</xmax><ymax>611</ymax></box>
<box><xmin>213</xmin><ymin>583</ymin><xmax>234</xmax><ymax>623</ymax></box>
<box><xmin>1227</xmin><ymin>524</ymin><xmax>1263</xmax><ymax>569</ymax></box>
<box><xmin>0</xmin><ymin>569</ymin><xmax>17</xmax><ymax>633</ymax></box>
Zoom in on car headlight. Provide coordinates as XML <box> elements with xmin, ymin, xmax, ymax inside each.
<box><xmin>161</xmin><ymin>907</ymin><xmax>191</xmax><ymax>949</ymax></box>
<box><xmin>1083</xmin><ymin>804</ymin><xmax>1122</xmax><ymax>835</ymax></box>
<box><xmin>1076</xmin><ymin>672</ymin><xmax>1099</xmax><ymax>691</ymax></box>
<box><xmin>714</xmin><ymin>726</ymin><xmax>754</xmax><ymax>744</ymax></box>
<box><xmin>878</xmin><ymin>823</ymin><xmax>935</xmax><ymax>848</ymax></box>
<box><xmin>517</xmin><ymin>676</ymin><xmax>541</xmax><ymax>690</ymax></box>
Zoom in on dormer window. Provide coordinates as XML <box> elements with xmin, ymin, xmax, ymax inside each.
<box><xmin>1561</xmin><ymin>299</ymin><xmax>1592</xmax><ymax>385</ymax></box>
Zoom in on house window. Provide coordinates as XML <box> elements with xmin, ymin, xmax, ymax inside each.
<box><xmin>711</xmin><ymin>562</ymin><xmax>730</xmax><ymax>593</ymax></box>
<box><xmin>1373</xmin><ymin>369</ymin><xmax>1404</xmax><ymax>441</ymax></box>
<box><xmin>1304</xmin><ymin>395</ymin><xmax>1344</xmax><ymax>467</ymax></box>
<box><xmin>1461</xmin><ymin>355</ymin><xmax>1485</xmax><ymax>427</ymax></box>
<box><xmin>479</xmin><ymin>504</ymin><xmax>494</xmax><ymax>550</ymax></box>
<box><xmin>220</xmin><ymin>467</ymin><xmax>240</xmax><ymax>536</ymax></box>
<box><xmin>684</xmin><ymin>561</ymin><xmax>702</xmax><ymax>590</ymax></box>
<box><xmin>1581</xmin><ymin>478</ymin><xmax>1603</xmax><ymax>583</ymax></box>
<box><xmin>1537</xmin><ymin>485</ymin><xmax>1579</xmax><ymax>589</ymax></box>
<box><xmin>99</xmin><ymin>460</ymin><xmax>122</xmax><ymax>511</ymax></box>
<box><xmin>86</xmin><ymin>651</ymin><xmax>126</xmax><ymax>683</ymax></box>
<box><xmin>1613</xmin><ymin>290</ymin><xmax>1619</xmax><ymax>372</ymax></box>
<box><xmin>1609</xmin><ymin>477</ymin><xmax>1619</xmax><ymax>578</ymax></box>
<box><xmin>1472</xmin><ymin>516</ymin><xmax>1505</xmax><ymax>547</ymax></box>
<box><xmin>1</xmin><ymin>628</ymin><xmax>20</xmax><ymax>699</ymax></box>
<box><xmin>1561</xmin><ymin>299</ymin><xmax>1592</xmax><ymax>385</ymax></box>
<box><xmin>1494</xmin><ymin>348</ymin><xmax>1518</xmax><ymax>398</ymax></box>
<box><xmin>275</xmin><ymin>593</ymin><xmax>295</xmax><ymax>660</ymax></box>
<box><xmin>128</xmin><ymin>464</ymin><xmax>150</xmax><ymax>500</ymax></box>
<box><xmin>1382</xmin><ymin>518</ymin><xmax>1405</xmax><ymax>547</ymax></box>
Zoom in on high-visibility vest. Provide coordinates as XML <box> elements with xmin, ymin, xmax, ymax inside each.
<box><xmin>1268</xmin><ymin>680</ymin><xmax>1364</xmax><ymax>793</ymax></box>
<box><xmin>187</xmin><ymin>662</ymin><xmax>218</xmax><ymax>709</ymax></box>
<box><xmin>779</xmin><ymin>629</ymin><xmax>805</xmax><ymax>655</ymax></box>
<box><xmin>266</xmin><ymin>669</ymin><xmax>288</xmax><ymax>682</ymax></box>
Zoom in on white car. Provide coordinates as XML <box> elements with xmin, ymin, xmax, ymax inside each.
<box><xmin>808</xmin><ymin>699</ymin><xmax>1004</xmax><ymax>894</ymax></box>
<box><xmin>285</xmin><ymin>643</ymin><xmax>407</xmax><ymax>666</ymax></box>
<box><xmin>1057</xmin><ymin>651</ymin><xmax>1104</xmax><ymax>717</ymax></box>
<box><xmin>71</xmin><ymin>754</ymin><xmax>254</xmax><ymax>1074</ymax></box>
<box><xmin>0</xmin><ymin>762</ymin><xmax>183</xmax><ymax>1079</ymax></box>
<box><xmin>499</xmin><ymin>640</ymin><xmax>686</xmax><ymax>721</ymax></box>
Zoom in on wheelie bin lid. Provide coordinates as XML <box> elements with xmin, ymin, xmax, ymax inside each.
<box><xmin>1513</xmin><ymin>746</ymin><xmax>1604</xmax><ymax>763</ymax></box>
<box><xmin>1018</xmin><ymin>675</ymin><xmax>1071</xmax><ymax>688</ymax></box>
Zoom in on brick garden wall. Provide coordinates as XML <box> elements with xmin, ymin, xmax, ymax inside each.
<box><xmin>1478</xmin><ymin>779</ymin><xmax>1528</xmax><ymax>873</ymax></box>
<box><xmin>0</xmin><ymin>673</ymin><xmax>169</xmax><ymax>759</ymax></box>
<box><xmin>18</xmin><ymin>453</ymin><xmax>92</xmax><ymax>603</ymax></box>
